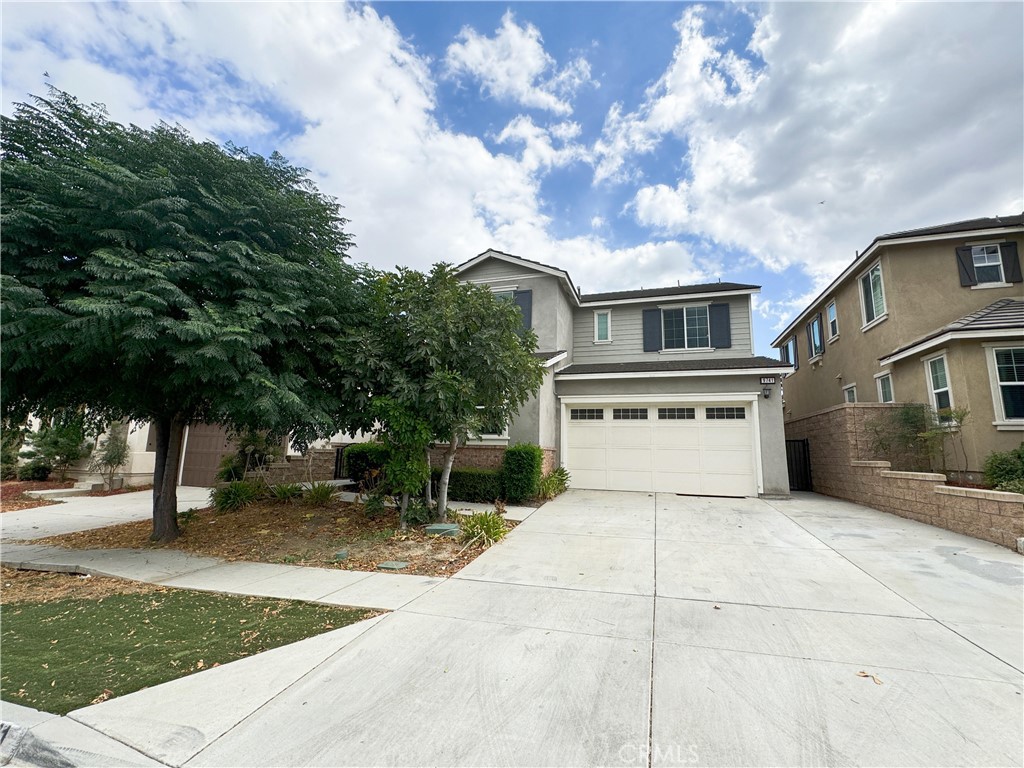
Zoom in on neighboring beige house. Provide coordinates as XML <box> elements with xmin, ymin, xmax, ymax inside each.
<box><xmin>772</xmin><ymin>214</ymin><xmax>1024</xmax><ymax>475</ymax></box>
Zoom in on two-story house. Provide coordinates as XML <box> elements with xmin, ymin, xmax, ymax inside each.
<box><xmin>456</xmin><ymin>249</ymin><xmax>791</xmax><ymax>497</ymax></box>
<box><xmin>771</xmin><ymin>214</ymin><xmax>1024</xmax><ymax>474</ymax></box>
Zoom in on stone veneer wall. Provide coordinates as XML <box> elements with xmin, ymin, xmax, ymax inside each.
<box><xmin>426</xmin><ymin>445</ymin><xmax>556</xmax><ymax>476</ymax></box>
<box><xmin>785</xmin><ymin>403</ymin><xmax>1024</xmax><ymax>551</ymax></box>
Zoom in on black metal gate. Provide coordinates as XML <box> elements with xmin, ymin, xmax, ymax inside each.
<box><xmin>786</xmin><ymin>439</ymin><xmax>812</xmax><ymax>491</ymax></box>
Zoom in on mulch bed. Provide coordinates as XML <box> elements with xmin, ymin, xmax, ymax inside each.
<box><xmin>0</xmin><ymin>480</ymin><xmax>75</xmax><ymax>513</ymax></box>
<box><xmin>34</xmin><ymin>498</ymin><xmax>510</xmax><ymax>578</ymax></box>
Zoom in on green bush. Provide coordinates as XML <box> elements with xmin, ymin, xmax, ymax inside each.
<box><xmin>210</xmin><ymin>480</ymin><xmax>263</xmax><ymax>513</ymax></box>
<box><xmin>343</xmin><ymin>443</ymin><xmax>389</xmax><ymax>483</ymax></box>
<box><xmin>502</xmin><ymin>443</ymin><xmax>543</xmax><ymax>503</ymax></box>
<box><xmin>403</xmin><ymin>498</ymin><xmax>435</xmax><ymax>526</ymax></box>
<box><xmin>995</xmin><ymin>478</ymin><xmax>1024</xmax><ymax>495</ymax></box>
<box><xmin>269</xmin><ymin>483</ymin><xmax>304</xmax><ymax>501</ymax></box>
<box><xmin>538</xmin><ymin>466</ymin><xmax>571</xmax><ymax>499</ymax></box>
<box><xmin>17</xmin><ymin>459</ymin><xmax>52</xmax><ymax>482</ymax></box>
<box><xmin>983</xmin><ymin>445</ymin><xmax>1024</xmax><ymax>489</ymax></box>
<box><xmin>1</xmin><ymin>463</ymin><xmax>18</xmax><ymax>481</ymax></box>
<box><xmin>215</xmin><ymin>453</ymin><xmax>246</xmax><ymax>483</ymax></box>
<box><xmin>460</xmin><ymin>510</ymin><xmax>508</xmax><ymax>547</ymax></box>
<box><xmin>303</xmin><ymin>481</ymin><xmax>337</xmax><ymax>506</ymax></box>
<box><xmin>431</xmin><ymin>467</ymin><xmax>503</xmax><ymax>503</ymax></box>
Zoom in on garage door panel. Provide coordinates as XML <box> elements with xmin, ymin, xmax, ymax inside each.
<box><xmin>571</xmin><ymin>447</ymin><xmax>607</xmax><ymax>470</ymax></box>
<box><xmin>606</xmin><ymin>470</ymin><xmax>653</xmax><ymax>492</ymax></box>
<box><xmin>701</xmin><ymin>426</ymin><xmax>753</xmax><ymax>448</ymax></box>
<box><xmin>568</xmin><ymin>425</ymin><xmax>606</xmax><ymax>447</ymax></box>
<box><xmin>606</xmin><ymin>426</ymin><xmax>653</xmax><ymax>447</ymax></box>
<box><xmin>653</xmin><ymin>449</ymin><xmax>701</xmax><ymax>472</ymax></box>
<box><xmin>570</xmin><ymin>469</ymin><xmax>609</xmax><ymax>490</ymax></box>
<box><xmin>701</xmin><ymin>448</ymin><xmax>754</xmax><ymax>474</ymax></box>
<box><xmin>652</xmin><ymin>426</ymin><xmax>700</xmax><ymax>447</ymax></box>
<box><xmin>652</xmin><ymin>471</ymin><xmax>702</xmax><ymax>495</ymax></box>
<box><xmin>615</xmin><ymin>448</ymin><xmax>656</xmax><ymax>471</ymax></box>
<box><xmin>702</xmin><ymin>473</ymin><xmax>757</xmax><ymax>497</ymax></box>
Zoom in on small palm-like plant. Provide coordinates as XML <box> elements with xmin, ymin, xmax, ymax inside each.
<box><xmin>303</xmin><ymin>481</ymin><xmax>337</xmax><ymax>506</ymax></box>
<box><xmin>269</xmin><ymin>483</ymin><xmax>304</xmax><ymax>502</ymax></box>
<box><xmin>210</xmin><ymin>480</ymin><xmax>263</xmax><ymax>513</ymax></box>
<box><xmin>460</xmin><ymin>510</ymin><xmax>508</xmax><ymax>548</ymax></box>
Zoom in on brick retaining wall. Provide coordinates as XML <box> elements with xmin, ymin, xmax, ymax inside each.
<box><xmin>786</xmin><ymin>404</ymin><xmax>1023</xmax><ymax>551</ymax></box>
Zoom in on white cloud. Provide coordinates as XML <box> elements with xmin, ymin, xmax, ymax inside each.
<box><xmin>605</xmin><ymin>2</ymin><xmax>1023</xmax><ymax>284</ymax></box>
<box><xmin>444</xmin><ymin>11</ymin><xmax>595</xmax><ymax>115</ymax></box>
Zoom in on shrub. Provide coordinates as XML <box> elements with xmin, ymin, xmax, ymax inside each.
<box><xmin>867</xmin><ymin>404</ymin><xmax>936</xmax><ymax>471</ymax></box>
<box><xmin>431</xmin><ymin>467</ymin><xmax>502</xmax><ymax>503</ymax></box>
<box><xmin>215</xmin><ymin>453</ymin><xmax>246</xmax><ymax>483</ymax></box>
<box><xmin>21</xmin><ymin>415</ymin><xmax>92</xmax><ymax>481</ymax></box>
<box><xmin>343</xmin><ymin>443</ymin><xmax>389</xmax><ymax>483</ymax></box>
<box><xmin>983</xmin><ymin>445</ymin><xmax>1024</xmax><ymax>489</ymax></box>
<box><xmin>303</xmin><ymin>481</ymin><xmax>337</xmax><ymax>506</ymax></box>
<box><xmin>210</xmin><ymin>480</ymin><xmax>263</xmax><ymax>513</ymax></box>
<box><xmin>460</xmin><ymin>510</ymin><xmax>508</xmax><ymax>547</ymax></box>
<box><xmin>995</xmin><ymin>478</ymin><xmax>1024</xmax><ymax>495</ymax></box>
<box><xmin>538</xmin><ymin>466</ymin><xmax>571</xmax><ymax>499</ymax></box>
<box><xmin>87</xmin><ymin>422</ymin><xmax>131</xmax><ymax>490</ymax></box>
<box><xmin>362</xmin><ymin>490</ymin><xmax>391</xmax><ymax>519</ymax></box>
<box><xmin>17</xmin><ymin>459</ymin><xmax>52</xmax><ymax>482</ymax></box>
<box><xmin>269</xmin><ymin>483</ymin><xmax>304</xmax><ymax>502</ymax></box>
<box><xmin>502</xmin><ymin>443</ymin><xmax>543</xmax><ymax>503</ymax></box>
<box><xmin>403</xmin><ymin>498</ymin><xmax>435</xmax><ymax>526</ymax></box>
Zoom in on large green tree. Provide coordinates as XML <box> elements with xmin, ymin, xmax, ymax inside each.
<box><xmin>1</xmin><ymin>90</ymin><xmax>363</xmax><ymax>541</ymax></box>
<box><xmin>341</xmin><ymin>265</ymin><xmax>544</xmax><ymax>520</ymax></box>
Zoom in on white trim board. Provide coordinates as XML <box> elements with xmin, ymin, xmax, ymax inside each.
<box><xmin>579</xmin><ymin>287</ymin><xmax>758</xmax><ymax>308</ymax></box>
<box><xmin>880</xmin><ymin>328</ymin><xmax>1024</xmax><ymax>364</ymax></box>
<box><xmin>556</xmin><ymin>366</ymin><xmax>791</xmax><ymax>381</ymax></box>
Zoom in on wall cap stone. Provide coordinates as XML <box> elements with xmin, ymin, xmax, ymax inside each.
<box><xmin>852</xmin><ymin>460</ymin><xmax>891</xmax><ymax>468</ymax></box>
<box><xmin>880</xmin><ymin>470</ymin><xmax>947</xmax><ymax>482</ymax></box>
<box><xmin>935</xmin><ymin>485</ymin><xmax>1024</xmax><ymax>503</ymax></box>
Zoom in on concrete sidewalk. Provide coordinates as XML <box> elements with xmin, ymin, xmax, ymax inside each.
<box><xmin>3</xmin><ymin>490</ymin><xmax>1022</xmax><ymax>767</ymax></box>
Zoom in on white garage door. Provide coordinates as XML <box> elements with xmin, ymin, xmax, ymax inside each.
<box><xmin>565</xmin><ymin>403</ymin><xmax>758</xmax><ymax>497</ymax></box>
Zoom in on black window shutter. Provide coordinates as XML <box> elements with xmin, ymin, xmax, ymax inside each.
<box><xmin>708</xmin><ymin>303</ymin><xmax>731</xmax><ymax>348</ymax></box>
<box><xmin>792</xmin><ymin>336</ymin><xmax>799</xmax><ymax>370</ymax></box>
<box><xmin>1001</xmin><ymin>242</ymin><xmax>1022</xmax><ymax>283</ymax></box>
<box><xmin>806</xmin><ymin>323</ymin><xmax>813</xmax><ymax>358</ymax></box>
<box><xmin>955</xmin><ymin>246</ymin><xmax>978</xmax><ymax>286</ymax></box>
<box><xmin>513</xmin><ymin>290</ymin><xmax>532</xmax><ymax>330</ymax></box>
<box><xmin>642</xmin><ymin>309</ymin><xmax>662</xmax><ymax>352</ymax></box>
<box><xmin>816</xmin><ymin>312</ymin><xmax>824</xmax><ymax>355</ymax></box>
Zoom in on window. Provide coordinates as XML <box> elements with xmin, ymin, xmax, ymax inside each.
<box><xmin>806</xmin><ymin>315</ymin><xmax>824</xmax><ymax>358</ymax></box>
<box><xmin>613</xmin><ymin>408</ymin><xmax>648</xmax><ymax>420</ymax></box>
<box><xmin>860</xmin><ymin>263</ymin><xmax>886</xmax><ymax>326</ymax></box>
<box><xmin>570</xmin><ymin>408</ymin><xmax>604</xmax><ymax>421</ymax></box>
<box><xmin>993</xmin><ymin>347</ymin><xmax>1024</xmax><ymax>420</ymax></box>
<box><xmin>658</xmin><ymin>407</ymin><xmax>695</xmax><ymax>420</ymax></box>
<box><xmin>663</xmin><ymin>306</ymin><xmax>709</xmax><ymax>350</ymax></box>
<box><xmin>779</xmin><ymin>337</ymin><xmax>799</xmax><ymax>370</ymax></box>
<box><xmin>492</xmin><ymin>289</ymin><xmax>515</xmax><ymax>301</ymax></box>
<box><xmin>826</xmin><ymin>301</ymin><xmax>839</xmax><ymax>339</ymax></box>
<box><xmin>705</xmin><ymin>407</ymin><xmax>745</xmax><ymax>420</ymax></box>
<box><xmin>843</xmin><ymin>385</ymin><xmax>857</xmax><ymax>403</ymax></box>
<box><xmin>972</xmin><ymin>245</ymin><xmax>1004</xmax><ymax>284</ymax></box>
<box><xmin>876</xmin><ymin>373</ymin><xmax>894</xmax><ymax>403</ymax></box>
<box><xmin>926</xmin><ymin>354</ymin><xmax>953</xmax><ymax>422</ymax></box>
<box><xmin>594</xmin><ymin>311</ymin><xmax>611</xmax><ymax>343</ymax></box>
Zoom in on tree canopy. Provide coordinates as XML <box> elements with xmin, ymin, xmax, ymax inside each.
<box><xmin>339</xmin><ymin>264</ymin><xmax>544</xmax><ymax>520</ymax></box>
<box><xmin>1</xmin><ymin>90</ymin><xmax>363</xmax><ymax>540</ymax></box>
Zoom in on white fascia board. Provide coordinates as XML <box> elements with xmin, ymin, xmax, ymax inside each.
<box><xmin>880</xmin><ymin>329</ymin><xmax>1024</xmax><ymax>365</ymax></box>
<box><xmin>556</xmin><ymin>366</ymin><xmax>792</xmax><ymax>381</ymax></box>
<box><xmin>541</xmin><ymin>351</ymin><xmax>569</xmax><ymax>368</ymax></box>
<box><xmin>770</xmin><ymin>225</ymin><xmax>1024</xmax><ymax>347</ymax></box>
<box><xmin>558</xmin><ymin>393</ymin><xmax>759</xmax><ymax>404</ymax></box>
<box><xmin>580</xmin><ymin>288</ymin><xmax>759</xmax><ymax>308</ymax></box>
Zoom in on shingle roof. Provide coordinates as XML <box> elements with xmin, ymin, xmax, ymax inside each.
<box><xmin>533</xmin><ymin>350</ymin><xmax>567</xmax><ymax>362</ymax></box>
<box><xmin>580</xmin><ymin>282</ymin><xmax>759</xmax><ymax>303</ymax></box>
<box><xmin>876</xmin><ymin>214</ymin><xmax>1023</xmax><ymax>241</ymax></box>
<box><xmin>882</xmin><ymin>299</ymin><xmax>1024</xmax><ymax>360</ymax></box>
<box><xmin>556</xmin><ymin>356</ymin><xmax>789</xmax><ymax>376</ymax></box>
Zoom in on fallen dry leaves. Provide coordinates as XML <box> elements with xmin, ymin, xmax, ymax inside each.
<box><xmin>0</xmin><ymin>480</ymin><xmax>74</xmax><ymax>513</ymax></box>
<box><xmin>0</xmin><ymin>567</ymin><xmax>162</xmax><ymax>605</ymax></box>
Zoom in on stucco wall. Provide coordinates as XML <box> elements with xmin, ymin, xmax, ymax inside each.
<box><xmin>555</xmin><ymin>373</ymin><xmax>789</xmax><ymax>496</ymax></box>
<box><xmin>571</xmin><ymin>294</ymin><xmax>754</xmax><ymax>365</ymax></box>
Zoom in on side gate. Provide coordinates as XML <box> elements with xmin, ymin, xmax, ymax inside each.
<box><xmin>785</xmin><ymin>438</ymin><xmax>812</xmax><ymax>492</ymax></box>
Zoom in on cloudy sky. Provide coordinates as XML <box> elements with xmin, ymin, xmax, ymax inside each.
<box><xmin>3</xmin><ymin>2</ymin><xmax>1021</xmax><ymax>354</ymax></box>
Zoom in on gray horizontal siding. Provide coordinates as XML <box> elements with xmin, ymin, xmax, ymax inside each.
<box><xmin>459</xmin><ymin>259</ymin><xmax>543</xmax><ymax>284</ymax></box>
<box><xmin>572</xmin><ymin>296</ymin><xmax>753</xmax><ymax>364</ymax></box>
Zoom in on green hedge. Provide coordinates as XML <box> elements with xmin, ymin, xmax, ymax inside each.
<box><xmin>502</xmin><ymin>443</ymin><xmax>543</xmax><ymax>503</ymax></box>
<box><xmin>983</xmin><ymin>445</ymin><xmax>1024</xmax><ymax>489</ymax></box>
<box><xmin>431</xmin><ymin>467</ymin><xmax>503</xmax><ymax>503</ymax></box>
<box><xmin>343</xmin><ymin>443</ymin><xmax>389</xmax><ymax>483</ymax></box>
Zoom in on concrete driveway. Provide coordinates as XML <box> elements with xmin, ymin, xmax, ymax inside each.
<box><xmin>50</xmin><ymin>491</ymin><xmax>1024</xmax><ymax>766</ymax></box>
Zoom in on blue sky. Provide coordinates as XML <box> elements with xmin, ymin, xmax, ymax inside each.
<box><xmin>3</xmin><ymin>1</ymin><xmax>1022</xmax><ymax>355</ymax></box>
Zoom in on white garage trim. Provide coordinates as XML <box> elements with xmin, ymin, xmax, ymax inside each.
<box><xmin>558</xmin><ymin>392</ymin><xmax>764</xmax><ymax>496</ymax></box>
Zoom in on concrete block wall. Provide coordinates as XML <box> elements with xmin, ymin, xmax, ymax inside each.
<box><xmin>255</xmin><ymin>448</ymin><xmax>339</xmax><ymax>484</ymax></box>
<box><xmin>785</xmin><ymin>403</ymin><xmax>1024</xmax><ymax>550</ymax></box>
<box><xmin>427</xmin><ymin>445</ymin><xmax>556</xmax><ymax>476</ymax></box>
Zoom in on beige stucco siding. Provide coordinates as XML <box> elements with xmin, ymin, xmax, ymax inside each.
<box><xmin>571</xmin><ymin>294</ymin><xmax>753</xmax><ymax>365</ymax></box>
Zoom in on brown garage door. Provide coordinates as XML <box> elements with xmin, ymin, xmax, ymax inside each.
<box><xmin>179</xmin><ymin>423</ymin><xmax>235</xmax><ymax>487</ymax></box>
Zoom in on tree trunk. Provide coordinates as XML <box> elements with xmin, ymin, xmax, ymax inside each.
<box><xmin>424</xmin><ymin>448</ymin><xmax>433</xmax><ymax>508</ymax></box>
<box><xmin>399</xmin><ymin>492</ymin><xmax>409</xmax><ymax>531</ymax></box>
<box><xmin>151</xmin><ymin>415</ymin><xmax>186</xmax><ymax>543</ymax></box>
<box><xmin>435</xmin><ymin>435</ymin><xmax>459</xmax><ymax>524</ymax></box>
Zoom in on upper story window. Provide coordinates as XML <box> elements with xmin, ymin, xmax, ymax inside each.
<box><xmin>971</xmin><ymin>245</ymin><xmax>1004</xmax><ymax>284</ymax></box>
<box><xmin>826</xmin><ymin>301</ymin><xmax>839</xmax><ymax>339</ymax></box>
<box><xmin>594</xmin><ymin>310</ymin><xmax>612</xmax><ymax>343</ymax></box>
<box><xmin>860</xmin><ymin>262</ymin><xmax>886</xmax><ymax>327</ymax></box>
<box><xmin>663</xmin><ymin>305</ymin><xmax>709</xmax><ymax>350</ymax></box>
<box><xmin>806</xmin><ymin>315</ymin><xmax>824</xmax><ymax>359</ymax></box>
<box><xmin>491</xmin><ymin>287</ymin><xmax>532</xmax><ymax>330</ymax></box>
<box><xmin>779</xmin><ymin>337</ymin><xmax>798</xmax><ymax>370</ymax></box>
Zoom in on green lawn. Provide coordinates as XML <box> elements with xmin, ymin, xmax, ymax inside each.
<box><xmin>1</xmin><ymin>589</ymin><xmax>374</xmax><ymax>715</ymax></box>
